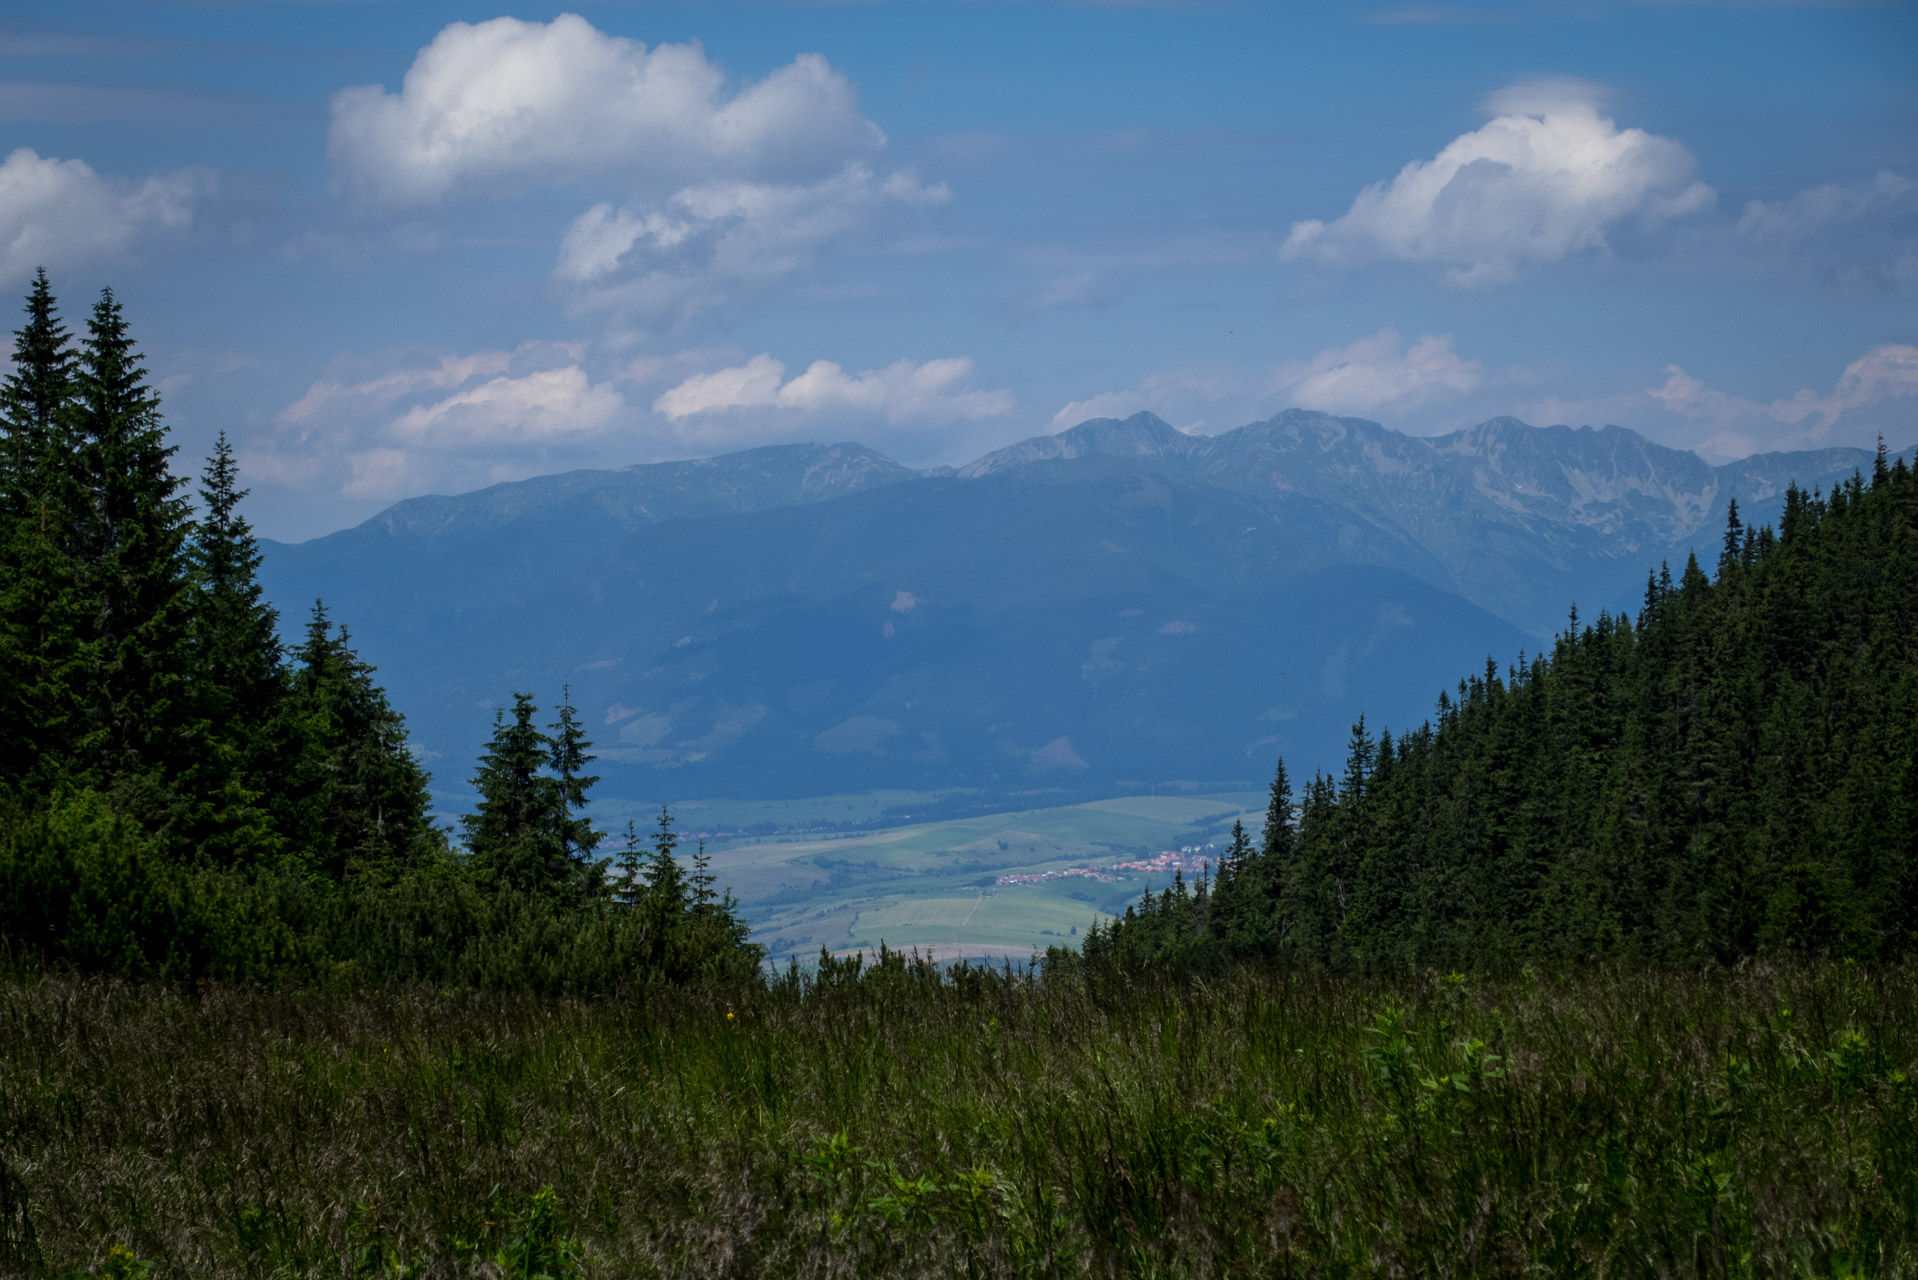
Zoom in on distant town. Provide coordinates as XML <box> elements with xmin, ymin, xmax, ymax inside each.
<box><xmin>996</xmin><ymin>845</ymin><xmax>1221</xmax><ymax>887</ymax></box>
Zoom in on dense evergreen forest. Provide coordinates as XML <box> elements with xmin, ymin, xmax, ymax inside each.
<box><xmin>1070</xmin><ymin>450</ymin><xmax>1918</xmax><ymax>971</ymax></box>
<box><xmin>0</xmin><ymin>272</ymin><xmax>760</xmax><ymax>988</ymax></box>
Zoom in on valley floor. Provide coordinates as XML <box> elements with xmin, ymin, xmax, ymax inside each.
<box><xmin>662</xmin><ymin>789</ymin><xmax>1269</xmax><ymax>962</ymax></box>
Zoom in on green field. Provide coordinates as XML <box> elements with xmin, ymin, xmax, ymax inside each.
<box><xmin>678</xmin><ymin>790</ymin><xmax>1268</xmax><ymax>962</ymax></box>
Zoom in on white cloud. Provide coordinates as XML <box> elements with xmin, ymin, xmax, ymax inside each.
<box><xmin>1274</xmin><ymin>329</ymin><xmax>1483</xmax><ymax>414</ymax></box>
<box><xmin>653</xmin><ymin>353</ymin><xmax>786</xmax><ymax>418</ymax></box>
<box><xmin>1283</xmin><ymin>79</ymin><xmax>1713</xmax><ymax>284</ymax></box>
<box><xmin>0</xmin><ymin>147</ymin><xmax>206</xmax><ymax>282</ymax></box>
<box><xmin>329</xmin><ymin>14</ymin><xmax>883</xmax><ymax>208</ymax></box>
<box><xmin>390</xmin><ymin>367</ymin><xmax>624</xmax><ymax>444</ymax></box>
<box><xmin>327</xmin><ymin>14</ymin><xmax>949</xmax><ymax>326</ymax></box>
<box><xmin>655</xmin><ymin>354</ymin><xmax>1012</xmax><ymax>424</ymax></box>
<box><xmin>1650</xmin><ymin>343</ymin><xmax>1918</xmax><ymax>457</ymax></box>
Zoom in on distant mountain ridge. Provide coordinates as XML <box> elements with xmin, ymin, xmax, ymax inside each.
<box><xmin>335</xmin><ymin>442</ymin><xmax>924</xmax><ymax>545</ymax></box>
<box><xmin>965</xmin><ymin>410</ymin><xmax>1895</xmax><ymax>633</ymax></box>
<box><xmin>259</xmin><ymin>414</ymin><xmax>1907</xmax><ymax>807</ymax></box>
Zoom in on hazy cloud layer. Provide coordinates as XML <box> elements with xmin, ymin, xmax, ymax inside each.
<box><xmin>1052</xmin><ymin>330</ymin><xmax>1486</xmax><ymax>434</ymax></box>
<box><xmin>0</xmin><ymin>148</ymin><xmax>208</xmax><ymax>283</ymax></box>
<box><xmin>1284</xmin><ymin>79</ymin><xmax>1713</xmax><ymax>284</ymax></box>
<box><xmin>557</xmin><ymin>164</ymin><xmax>947</xmax><ymax>323</ymax></box>
<box><xmin>655</xmin><ymin>354</ymin><xmax>1013</xmax><ymax>426</ymax></box>
<box><xmin>1274</xmin><ymin>329</ymin><xmax>1483</xmax><ymax>414</ymax></box>
<box><xmin>1727</xmin><ymin>170</ymin><xmax>1916</xmax><ymax>289</ymax></box>
<box><xmin>251</xmin><ymin>343</ymin><xmax>631</xmax><ymax>504</ymax></box>
<box><xmin>248</xmin><ymin>340</ymin><xmax>1014</xmax><ymax>512</ymax></box>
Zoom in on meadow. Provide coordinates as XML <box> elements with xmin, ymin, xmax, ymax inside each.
<box><xmin>3</xmin><ymin>958</ymin><xmax>1912</xmax><ymax>1278</ymax></box>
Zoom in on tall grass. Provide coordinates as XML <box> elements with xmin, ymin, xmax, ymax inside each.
<box><xmin>2</xmin><ymin>957</ymin><xmax>1913</xmax><ymax>1277</ymax></box>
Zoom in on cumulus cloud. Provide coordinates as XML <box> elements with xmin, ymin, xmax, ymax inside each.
<box><xmin>0</xmin><ymin>147</ymin><xmax>206</xmax><ymax>282</ymax></box>
<box><xmin>1283</xmin><ymin>78</ymin><xmax>1713</xmax><ymax>284</ymax></box>
<box><xmin>1649</xmin><ymin>344</ymin><xmax>1918</xmax><ymax>457</ymax></box>
<box><xmin>329</xmin><ymin>15</ymin><xmax>882</xmax><ymax>208</ymax></box>
<box><xmin>1274</xmin><ymin>329</ymin><xmax>1483</xmax><ymax>414</ymax></box>
<box><xmin>326</xmin><ymin>15</ymin><xmax>948</xmax><ymax>325</ymax></box>
<box><xmin>654</xmin><ymin>354</ymin><xmax>1013</xmax><ymax>425</ymax></box>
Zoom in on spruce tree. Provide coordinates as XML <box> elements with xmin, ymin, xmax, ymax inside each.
<box><xmin>645</xmin><ymin>804</ymin><xmax>688</xmax><ymax>915</ymax></box>
<box><xmin>1260</xmin><ymin>757</ymin><xmax>1294</xmax><ymax>860</ymax></box>
<box><xmin>69</xmin><ymin>288</ymin><xmax>195</xmax><ymax>802</ymax></box>
<box><xmin>548</xmin><ymin>685</ymin><xmax>604</xmax><ymax>873</ymax></box>
<box><xmin>157</xmin><ymin>433</ymin><xmax>287</xmax><ymax>863</ymax></box>
<box><xmin>463</xmin><ymin>693</ymin><xmax>570</xmax><ymax>894</ymax></box>
<box><xmin>615</xmin><ymin>819</ymin><xmax>646</xmax><ymax>908</ymax></box>
<box><xmin>0</xmin><ymin>273</ymin><xmax>86</xmax><ymax>792</ymax></box>
<box><xmin>282</xmin><ymin>603</ymin><xmax>438</xmax><ymax>880</ymax></box>
<box><xmin>188</xmin><ymin>433</ymin><xmax>281</xmax><ymax>728</ymax></box>
<box><xmin>0</xmin><ymin>269</ymin><xmax>76</xmax><ymax>518</ymax></box>
<box><xmin>690</xmin><ymin>839</ymin><xmax>716</xmax><ymax>909</ymax></box>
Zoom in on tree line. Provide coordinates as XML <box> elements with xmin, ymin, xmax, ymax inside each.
<box><xmin>0</xmin><ymin>272</ymin><xmax>760</xmax><ymax>987</ymax></box>
<box><xmin>1066</xmin><ymin>445</ymin><xmax>1918</xmax><ymax>972</ymax></box>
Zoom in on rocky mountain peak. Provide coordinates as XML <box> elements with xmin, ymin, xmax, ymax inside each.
<box><xmin>958</xmin><ymin>412</ymin><xmax>1198</xmax><ymax>477</ymax></box>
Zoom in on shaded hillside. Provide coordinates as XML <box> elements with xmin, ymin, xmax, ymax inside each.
<box><xmin>260</xmin><ymin>414</ymin><xmax>1904</xmax><ymax>806</ymax></box>
<box><xmin>266</xmin><ymin>453</ymin><xmax>1525</xmax><ymax>801</ymax></box>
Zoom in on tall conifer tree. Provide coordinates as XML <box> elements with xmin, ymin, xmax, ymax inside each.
<box><xmin>69</xmin><ymin>288</ymin><xmax>194</xmax><ymax>796</ymax></box>
<box><xmin>0</xmin><ymin>272</ymin><xmax>86</xmax><ymax>790</ymax></box>
<box><xmin>188</xmin><ymin>432</ymin><xmax>281</xmax><ymax>726</ymax></box>
<box><xmin>463</xmin><ymin>693</ymin><xmax>570</xmax><ymax>894</ymax></box>
<box><xmin>0</xmin><ymin>269</ymin><xmax>75</xmax><ymax>516</ymax></box>
<box><xmin>548</xmin><ymin>685</ymin><xmax>603</xmax><ymax>872</ymax></box>
<box><xmin>282</xmin><ymin>603</ymin><xmax>438</xmax><ymax>879</ymax></box>
<box><xmin>1261</xmin><ymin>757</ymin><xmax>1294</xmax><ymax>860</ymax></box>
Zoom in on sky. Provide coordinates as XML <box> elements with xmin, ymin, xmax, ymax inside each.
<box><xmin>4</xmin><ymin>0</ymin><xmax>1915</xmax><ymax>541</ymax></box>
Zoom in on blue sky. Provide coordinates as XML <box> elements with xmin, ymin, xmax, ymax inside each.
<box><xmin>5</xmin><ymin>0</ymin><xmax>1915</xmax><ymax>539</ymax></box>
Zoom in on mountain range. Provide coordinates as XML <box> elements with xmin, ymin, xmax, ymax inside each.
<box><xmin>258</xmin><ymin>411</ymin><xmax>1906</xmax><ymax>810</ymax></box>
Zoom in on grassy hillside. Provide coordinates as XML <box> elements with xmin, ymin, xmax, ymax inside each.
<box><xmin>4</xmin><ymin>962</ymin><xmax>1911</xmax><ymax>1277</ymax></box>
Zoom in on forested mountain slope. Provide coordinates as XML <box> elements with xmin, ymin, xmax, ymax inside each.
<box><xmin>1076</xmin><ymin>450</ymin><xmax>1918</xmax><ymax>967</ymax></box>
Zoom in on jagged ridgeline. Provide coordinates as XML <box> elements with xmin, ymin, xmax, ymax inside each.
<box><xmin>0</xmin><ymin>274</ymin><xmax>759</xmax><ymax>987</ymax></box>
<box><xmin>1071</xmin><ymin>453</ymin><xmax>1918</xmax><ymax>970</ymax></box>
